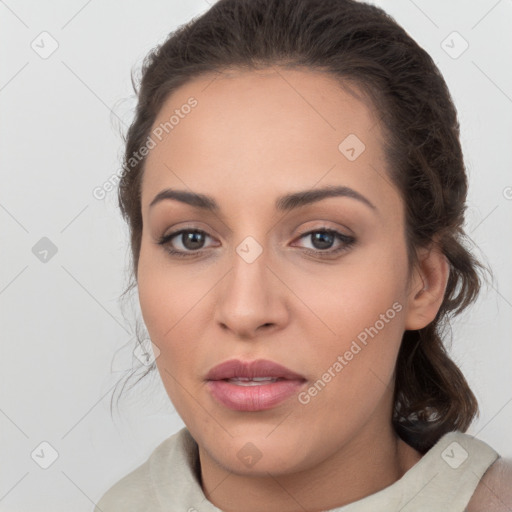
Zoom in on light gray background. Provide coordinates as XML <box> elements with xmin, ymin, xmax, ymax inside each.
<box><xmin>1</xmin><ymin>0</ymin><xmax>511</xmax><ymax>510</ymax></box>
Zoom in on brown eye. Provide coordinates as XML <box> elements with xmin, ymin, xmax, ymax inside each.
<box><xmin>294</xmin><ymin>228</ymin><xmax>356</xmax><ymax>257</ymax></box>
<box><xmin>177</xmin><ymin>230</ymin><xmax>207</xmax><ymax>250</ymax></box>
<box><xmin>157</xmin><ymin>227</ymin><xmax>356</xmax><ymax>259</ymax></box>
<box><xmin>157</xmin><ymin>229</ymin><xmax>216</xmax><ymax>258</ymax></box>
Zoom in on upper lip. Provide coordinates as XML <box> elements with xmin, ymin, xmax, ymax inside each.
<box><xmin>206</xmin><ymin>359</ymin><xmax>306</xmax><ymax>381</ymax></box>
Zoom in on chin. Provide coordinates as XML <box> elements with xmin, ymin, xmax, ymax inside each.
<box><xmin>202</xmin><ymin>427</ymin><xmax>317</xmax><ymax>475</ymax></box>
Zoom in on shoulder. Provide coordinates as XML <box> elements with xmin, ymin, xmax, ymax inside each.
<box><xmin>93</xmin><ymin>457</ymin><xmax>154</xmax><ymax>512</ymax></box>
<box><xmin>93</xmin><ymin>429</ymin><xmax>188</xmax><ymax>512</ymax></box>
<box><xmin>466</xmin><ymin>457</ymin><xmax>512</xmax><ymax>512</ymax></box>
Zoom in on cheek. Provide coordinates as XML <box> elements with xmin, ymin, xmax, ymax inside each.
<box><xmin>294</xmin><ymin>245</ymin><xmax>408</xmax><ymax>347</ymax></box>
<box><xmin>137</xmin><ymin>254</ymin><xmax>205</xmax><ymax>417</ymax></box>
<box><xmin>303</xmin><ymin>282</ymin><xmax>405</xmax><ymax>394</ymax></box>
<box><xmin>136</xmin><ymin>245</ymin><xmax>217</xmax><ymax>393</ymax></box>
<box><xmin>137</xmin><ymin>242</ymin><xmax>208</xmax><ymax>340</ymax></box>
<box><xmin>295</xmin><ymin>288</ymin><xmax>406</xmax><ymax>437</ymax></box>
<box><xmin>292</xmin><ymin>245</ymin><xmax>408</xmax><ymax>403</ymax></box>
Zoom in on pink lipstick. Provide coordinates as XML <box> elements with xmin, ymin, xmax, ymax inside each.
<box><xmin>205</xmin><ymin>359</ymin><xmax>307</xmax><ymax>411</ymax></box>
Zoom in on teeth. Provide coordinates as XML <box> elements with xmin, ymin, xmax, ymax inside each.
<box><xmin>230</xmin><ymin>377</ymin><xmax>278</xmax><ymax>381</ymax></box>
<box><xmin>227</xmin><ymin>377</ymin><xmax>279</xmax><ymax>386</ymax></box>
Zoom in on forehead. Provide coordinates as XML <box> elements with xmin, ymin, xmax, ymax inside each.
<box><xmin>140</xmin><ymin>67</ymin><xmax>399</xmax><ymax>218</ymax></box>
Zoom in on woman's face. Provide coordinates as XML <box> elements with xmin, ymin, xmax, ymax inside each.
<box><xmin>137</xmin><ymin>68</ymin><xmax>421</xmax><ymax>475</ymax></box>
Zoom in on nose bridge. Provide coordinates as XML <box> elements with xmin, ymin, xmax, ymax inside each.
<box><xmin>214</xmin><ymin>231</ymin><xmax>287</xmax><ymax>335</ymax></box>
<box><xmin>226</xmin><ymin>235</ymin><xmax>272</xmax><ymax>309</ymax></box>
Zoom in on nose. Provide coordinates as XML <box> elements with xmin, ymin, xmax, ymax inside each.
<box><xmin>214</xmin><ymin>247</ymin><xmax>289</xmax><ymax>340</ymax></box>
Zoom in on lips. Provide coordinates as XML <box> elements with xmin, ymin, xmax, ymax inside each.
<box><xmin>205</xmin><ymin>358</ymin><xmax>306</xmax><ymax>381</ymax></box>
<box><xmin>205</xmin><ymin>359</ymin><xmax>307</xmax><ymax>412</ymax></box>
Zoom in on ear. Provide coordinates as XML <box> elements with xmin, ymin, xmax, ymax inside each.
<box><xmin>404</xmin><ymin>239</ymin><xmax>450</xmax><ymax>331</ymax></box>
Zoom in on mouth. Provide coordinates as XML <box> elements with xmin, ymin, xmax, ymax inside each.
<box><xmin>205</xmin><ymin>358</ymin><xmax>306</xmax><ymax>381</ymax></box>
<box><xmin>205</xmin><ymin>359</ymin><xmax>307</xmax><ymax>411</ymax></box>
<box><xmin>222</xmin><ymin>377</ymin><xmax>284</xmax><ymax>386</ymax></box>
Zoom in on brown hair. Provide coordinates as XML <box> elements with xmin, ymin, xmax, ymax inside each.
<box><xmin>113</xmin><ymin>0</ymin><xmax>491</xmax><ymax>454</ymax></box>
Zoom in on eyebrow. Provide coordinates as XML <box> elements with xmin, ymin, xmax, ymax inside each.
<box><xmin>149</xmin><ymin>185</ymin><xmax>377</xmax><ymax>213</ymax></box>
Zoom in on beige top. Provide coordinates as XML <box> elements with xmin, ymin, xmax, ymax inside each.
<box><xmin>93</xmin><ymin>428</ymin><xmax>500</xmax><ymax>512</ymax></box>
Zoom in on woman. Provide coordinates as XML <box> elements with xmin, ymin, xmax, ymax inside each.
<box><xmin>95</xmin><ymin>0</ymin><xmax>512</xmax><ymax>510</ymax></box>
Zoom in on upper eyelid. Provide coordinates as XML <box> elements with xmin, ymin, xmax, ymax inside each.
<box><xmin>164</xmin><ymin>224</ymin><xmax>350</xmax><ymax>236</ymax></box>
<box><xmin>161</xmin><ymin>217</ymin><xmax>353</xmax><ymax>236</ymax></box>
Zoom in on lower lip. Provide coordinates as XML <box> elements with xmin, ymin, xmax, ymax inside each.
<box><xmin>207</xmin><ymin>379</ymin><xmax>306</xmax><ymax>411</ymax></box>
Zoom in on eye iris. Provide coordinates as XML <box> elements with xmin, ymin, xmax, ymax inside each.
<box><xmin>183</xmin><ymin>231</ymin><xmax>205</xmax><ymax>250</ymax></box>
<box><xmin>311</xmin><ymin>231</ymin><xmax>334</xmax><ymax>250</ymax></box>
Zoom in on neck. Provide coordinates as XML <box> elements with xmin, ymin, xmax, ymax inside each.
<box><xmin>198</xmin><ymin>412</ymin><xmax>423</xmax><ymax>512</ymax></box>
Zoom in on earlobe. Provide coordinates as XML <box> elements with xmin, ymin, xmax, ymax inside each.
<box><xmin>404</xmin><ymin>241</ymin><xmax>450</xmax><ymax>331</ymax></box>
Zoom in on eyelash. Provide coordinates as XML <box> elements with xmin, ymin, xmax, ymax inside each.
<box><xmin>156</xmin><ymin>227</ymin><xmax>356</xmax><ymax>259</ymax></box>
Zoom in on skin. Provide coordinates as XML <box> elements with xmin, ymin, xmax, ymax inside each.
<box><xmin>467</xmin><ymin>458</ymin><xmax>512</xmax><ymax>511</ymax></box>
<box><xmin>136</xmin><ymin>67</ymin><xmax>453</xmax><ymax>511</ymax></box>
